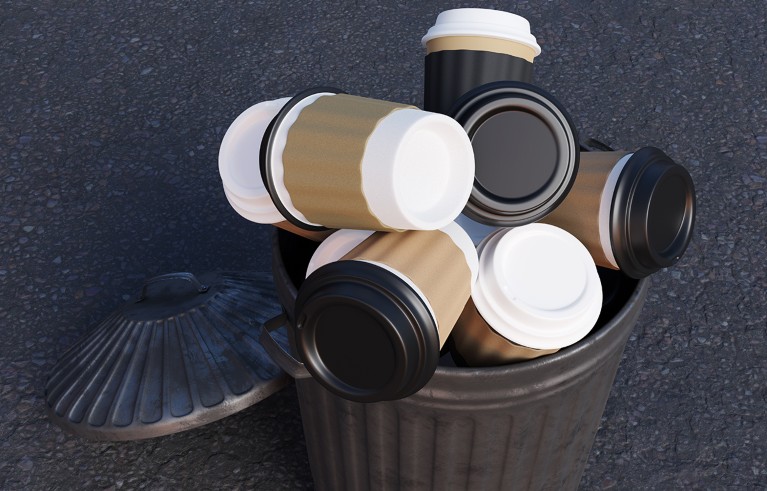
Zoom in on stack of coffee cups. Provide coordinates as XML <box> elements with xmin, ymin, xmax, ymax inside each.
<box><xmin>218</xmin><ymin>8</ymin><xmax>696</xmax><ymax>402</ymax></box>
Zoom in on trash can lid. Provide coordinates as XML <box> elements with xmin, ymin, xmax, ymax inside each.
<box><xmin>45</xmin><ymin>271</ymin><xmax>291</xmax><ymax>441</ymax></box>
<box><xmin>450</xmin><ymin>81</ymin><xmax>579</xmax><ymax>226</ymax></box>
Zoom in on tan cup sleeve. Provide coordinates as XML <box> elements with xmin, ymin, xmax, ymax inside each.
<box><xmin>273</xmin><ymin>221</ymin><xmax>335</xmax><ymax>242</ymax></box>
<box><xmin>540</xmin><ymin>151</ymin><xmax>630</xmax><ymax>269</ymax></box>
<box><xmin>281</xmin><ymin>94</ymin><xmax>413</xmax><ymax>230</ymax></box>
<box><xmin>341</xmin><ymin>230</ymin><xmax>472</xmax><ymax>347</ymax></box>
<box><xmin>426</xmin><ymin>36</ymin><xmax>537</xmax><ymax>62</ymax></box>
<box><xmin>451</xmin><ymin>298</ymin><xmax>558</xmax><ymax>366</ymax></box>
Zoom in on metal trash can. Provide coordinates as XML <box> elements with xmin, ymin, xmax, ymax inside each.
<box><xmin>266</xmin><ymin>229</ymin><xmax>649</xmax><ymax>490</ymax></box>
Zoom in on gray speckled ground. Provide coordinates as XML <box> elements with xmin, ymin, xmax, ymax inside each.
<box><xmin>1</xmin><ymin>1</ymin><xmax>765</xmax><ymax>489</ymax></box>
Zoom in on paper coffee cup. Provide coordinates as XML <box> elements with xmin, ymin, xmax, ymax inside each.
<box><xmin>451</xmin><ymin>81</ymin><xmax>579</xmax><ymax>227</ymax></box>
<box><xmin>296</xmin><ymin>222</ymin><xmax>478</xmax><ymax>402</ymax></box>
<box><xmin>261</xmin><ymin>88</ymin><xmax>475</xmax><ymax>232</ymax></box>
<box><xmin>422</xmin><ymin>8</ymin><xmax>541</xmax><ymax>114</ymax></box>
<box><xmin>218</xmin><ymin>97</ymin><xmax>333</xmax><ymax>242</ymax></box>
<box><xmin>540</xmin><ymin>147</ymin><xmax>696</xmax><ymax>278</ymax></box>
<box><xmin>451</xmin><ymin>224</ymin><xmax>602</xmax><ymax>367</ymax></box>
<box><xmin>223</xmin><ymin>185</ymin><xmax>333</xmax><ymax>242</ymax></box>
<box><xmin>451</xmin><ymin>298</ymin><xmax>558</xmax><ymax>366</ymax></box>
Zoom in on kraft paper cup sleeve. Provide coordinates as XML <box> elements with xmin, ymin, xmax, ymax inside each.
<box><xmin>342</xmin><ymin>226</ymin><xmax>475</xmax><ymax>346</ymax></box>
<box><xmin>541</xmin><ymin>151</ymin><xmax>632</xmax><ymax>268</ymax></box>
<box><xmin>451</xmin><ymin>297</ymin><xmax>559</xmax><ymax>366</ymax></box>
<box><xmin>278</xmin><ymin>93</ymin><xmax>411</xmax><ymax>230</ymax></box>
<box><xmin>260</xmin><ymin>87</ymin><xmax>343</xmax><ymax>232</ymax></box>
<box><xmin>425</xmin><ymin>36</ymin><xmax>538</xmax><ymax>61</ymax></box>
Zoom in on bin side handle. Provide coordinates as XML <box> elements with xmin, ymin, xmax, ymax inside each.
<box><xmin>261</xmin><ymin>312</ymin><xmax>311</xmax><ymax>379</ymax></box>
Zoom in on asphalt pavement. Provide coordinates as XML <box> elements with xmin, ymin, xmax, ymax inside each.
<box><xmin>1</xmin><ymin>1</ymin><xmax>766</xmax><ymax>489</ymax></box>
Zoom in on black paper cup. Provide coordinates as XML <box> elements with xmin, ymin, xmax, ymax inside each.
<box><xmin>423</xmin><ymin>8</ymin><xmax>541</xmax><ymax>115</ymax></box>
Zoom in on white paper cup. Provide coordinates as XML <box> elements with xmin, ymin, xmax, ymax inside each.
<box><xmin>472</xmin><ymin>224</ymin><xmax>602</xmax><ymax>350</ymax></box>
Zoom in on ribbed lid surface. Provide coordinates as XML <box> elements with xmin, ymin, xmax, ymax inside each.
<box><xmin>45</xmin><ymin>271</ymin><xmax>290</xmax><ymax>441</ymax></box>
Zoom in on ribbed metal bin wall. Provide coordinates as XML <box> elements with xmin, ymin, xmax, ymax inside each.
<box><xmin>273</xmin><ymin>230</ymin><xmax>648</xmax><ymax>491</ymax></box>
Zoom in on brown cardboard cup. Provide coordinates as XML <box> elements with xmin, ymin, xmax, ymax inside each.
<box><xmin>293</xmin><ymin>223</ymin><xmax>478</xmax><ymax>402</ymax></box>
<box><xmin>281</xmin><ymin>94</ymin><xmax>410</xmax><ymax>230</ymax></box>
<box><xmin>451</xmin><ymin>298</ymin><xmax>558</xmax><ymax>366</ymax></box>
<box><xmin>264</xmin><ymin>91</ymin><xmax>475</xmax><ymax>232</ymax></box>
<box><xmin>541</xmin><ymin>151</ymin><xmax>629</xmax><ymax>269</ymax></box>
<box><xmin>540</xmin><ymin>147</ymin><xmax>696</xmax><ymax>279</ymax></box>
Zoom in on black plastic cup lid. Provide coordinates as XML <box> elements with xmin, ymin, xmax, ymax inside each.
<box><xmin>611</xmin><ymin>146</ymin><xmax>696</xmax><ymax>278</ymax></box>
<box><xmin>259</xmin><ymin>86</ymin><xmax>345</xmax><ymax>233</ymax></box>
<box><xmin>449</xmin><ymin>81</ymin><xmax>579</xmax><ymax>226</ymax></box>
<box><xmin>294</xmin><ymin>260</ymin><xmax>440</xmax><ymax>403</ymax></box>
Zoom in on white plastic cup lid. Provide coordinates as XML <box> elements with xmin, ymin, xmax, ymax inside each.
<box><xmin>221</xmin><ymin>184</ymin><xmax>281</xmax><ymax>224</ymax></box>
<box><xmin>421</xmin><ymin>8</ymin><xmax>541</xmax><ymax>56</ymax></box>
<box><xmin>218</xmin><ymin>97</ymin><xmax>290</xmax><ymax>224</ymax></box>
<box><xmin>305</xmin><ymin>229</ymin><xmax>375</xmax><ymax>278</ymax></box>
<box><xmin>361</xmin><ymin>108</ymin><xmax>475</xmax><ymax>230</ymax></box>
<box><xmin>472</xmin><ymin>223</ymin><xmax>602</xmax><ymax>350</ymax></box>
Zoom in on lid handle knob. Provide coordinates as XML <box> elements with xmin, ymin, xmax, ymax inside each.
<box><xmin>136</xmin><ymin>272</ymin><xmax>209</xmax><ymax>302</ymax></box>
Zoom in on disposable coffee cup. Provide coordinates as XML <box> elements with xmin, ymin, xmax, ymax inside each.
<box><xmin>218</xmin><ymin>97</ymin><xmax>331</xmax><ymax>242</ymax></box>
<box><xmin>423</xmin><ymin>8</ymin><xmax>541</xmax><ymax>114</ymax></box>
<box><xmin>295</xmin><ymin>222</ymin><xmax>478</xmax><ymax>402</ymax></box>
<box><xmin>260</xmin><ymin>87</ymin><xmax>475</xmax><ymax>232</ymax></box>
<box><xmin>451</xmin><ymin>224</ymin><xmax>602</xmax><ymax>366</ymax></box>
<box><xmin>222</xmin><ymin>184</ymin><xmax>333</xmax><ymax>242</ymax></box>
<box><xmin>540</xmin><ymin>147</ymin><xmax>696</xmax><ymax>278</ymax></box>
<box><xmin>450</xmin><ymin>81</ymin><xmax>579</xmax><ymax>227</ymax></box>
